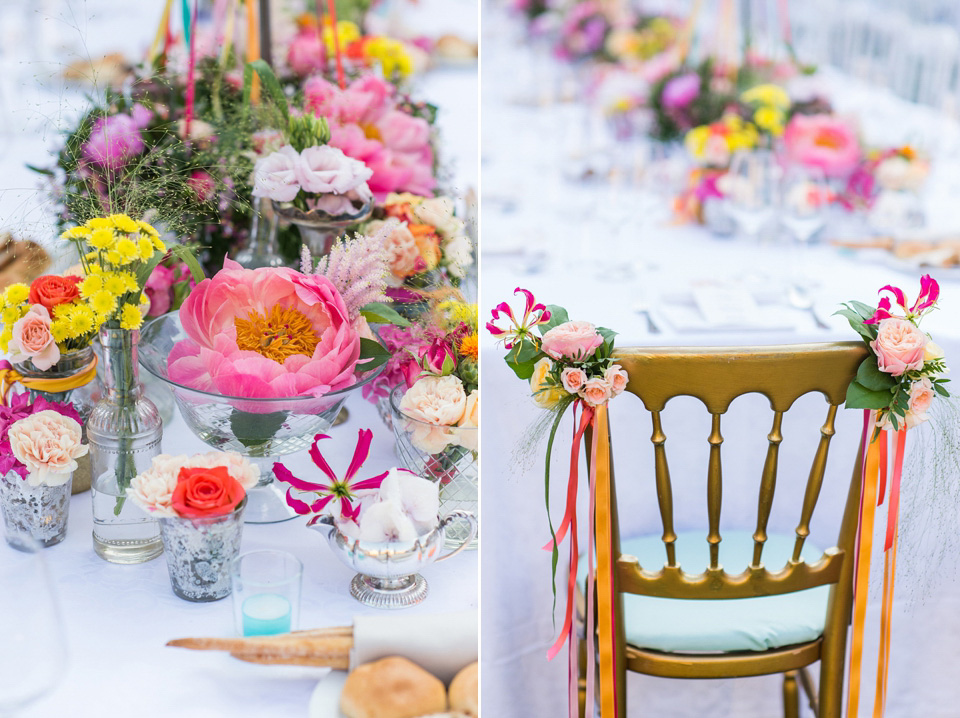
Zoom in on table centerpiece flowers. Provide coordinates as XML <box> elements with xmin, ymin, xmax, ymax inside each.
<box><xmin>127</xmin><ymin>451</ymin><xmax>258</xmax><ymax>601</ymax></box>
<box><xmin>0</xmin><ymin>394</ymin><xmax>86</xmax><ymax>549</ymax></box>
<box><xmin>57</xmin><ymin>213</ymin><xmax>202</xmax><ymax>564</ymax></box>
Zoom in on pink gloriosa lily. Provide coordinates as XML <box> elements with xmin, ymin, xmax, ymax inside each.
<box><xmin>273</xmin><ymin>429</ymin><xmax>388</xmax><ymax>524</ymax></box>
<box><xmin>486</xmin><ymin>287</ymin><xmax>552</xmax><ymax>349</ymax></box>
<box><xmin>865</xmin><ymin>275</ymin><xmax>940</xmax><ymax>324</ymax></box>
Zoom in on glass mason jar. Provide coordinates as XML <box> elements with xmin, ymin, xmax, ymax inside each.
<box><xmin>87</xmin><ymin>326</ymin><xmax>163</xmax><ymax>564</ymax></box>
<box><xmin>388</xmin><ymin>386</ymin><xmax>478</xmax><ymax>550</ymax></box>
<box><xmin>157</xmin><ymin>500</ymin><xmax>246</xmax><ymax>602</ymax></box>
<box><xmin>0</xmin><ymin>470</ymin><xmax>72</xmax><ymax>549</ymax></box>
<box><xmin>234</xmin><ymin>197</ymin><xmax>287</xmax><ymax>269</ymax></box>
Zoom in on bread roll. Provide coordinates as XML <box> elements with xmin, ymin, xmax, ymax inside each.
<box><xmin>448</xmin><ymin>662</ymin><xmax>478</xmax><ymax>718</ymax></box>
<box><xmin>340</xmin><ymin>657</ymin><xmax>447</xmax><ymax>718</ymax></box>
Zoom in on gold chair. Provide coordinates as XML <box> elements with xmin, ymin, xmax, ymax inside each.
<box><xmin>578</xmin><ymin>342</ymin><xmax>869</xmax><ymax>718</ymax></box>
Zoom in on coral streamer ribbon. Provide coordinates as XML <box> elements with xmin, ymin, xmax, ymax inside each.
<box><xmin>325</xmin><ymin>0</ymin><xmax>346</xmax><ymax>90</ymax></box>
<box><xmin>0</xmin><ymin>359</ymin><xmax>99</xmax><ymax>405</ymax></box>
<box><xmin>848</xmin><ymin>411</ymin><xmax>907</xmax><ymax>718</ymax></box>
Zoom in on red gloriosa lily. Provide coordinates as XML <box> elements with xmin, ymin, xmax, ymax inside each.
<box><xmin>273</xmin><ymin>429</ymin><xmax>388</xmax><ymax>524</ymax></box>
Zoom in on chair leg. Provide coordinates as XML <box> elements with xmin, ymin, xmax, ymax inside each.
<box><xmin>578</xmin><ymin>636</ymin><xmax>587</xmax><ymax>718</ymax></box>
<box><xmin>783</xmin><ymin>671</ymin><xmax>801</xmax><ymax>718</ymax></box>
<box><xmin>799</xmin><ymin>667</ymin><xmax>819</xmax><ymax>717</ymax></box>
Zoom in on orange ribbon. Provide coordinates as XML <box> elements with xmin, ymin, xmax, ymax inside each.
<box><xmin>0</xmin><ymin>359</ymin><xmax>98</xmax><ymax>405</ymax></box>
<box><xmin>593</xmin><ymin>404</ymin><xmax>619</xmax><ymax>718</ymax></box>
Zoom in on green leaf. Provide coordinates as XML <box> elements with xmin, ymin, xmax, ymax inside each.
<box><xmin>845</xmin><ymin>380</ymin><xmax>894</xmax><ymax>410</ymax></box>
<box><xmin>135</xmin><ymin>253</ymin><xmax>165</xmax><ymax>291</ymax></box>
<box><xmin>357</xmin><ymin>337</ymin><xmax>391</xmax><ymax>371</ymax></box>
<box><xmin>833</xmin><ymin>308</ymin><xmax>874</xmax><ymax>341</ymax></box>
<box><xmin>514</xmin><ymin>339</ymin><xmax>541</xmax><ymax>365</ymax></box>
<box><xmin>849</xmin><ymin>300</ymin><xmax>878</xmax><ymax>321</ymax></box>
<box><xmin>856</xmin><ymin>357</ymin><xmax>896</xmax><ymax>391</ymax></box>
<box><xmin>243</xmin><ymin>60</ymin><xmax>289</xmax><ymax>122</ymax></box>
<box><xmin>26</xmin><ymin>164</ymin><xmax>54</xmax><ymax>176</ymax></box>
<box><xmin>538</xmin><ymin>305</ymin><xmax>569</xmax><ymax>335</ymax></box>
<box><xmin>935</xmin><ymin>383</ymin><xmax>950</xmax><ymax>397</ymax></box>
<box><xmin>230</xmin><ymin>409</ymin><xmax>287</xmax><ymax>451</ymax></box>
<box><xmin>360</xmin><ymin>302</ymin><xmax>411</xmax><ymax>327</ymax></box>
<box><xmin>597</xmin><ymin>326</ymin><xmax>618</xmax><ymax>347</ymax></box>
<box><xmin>170</xmin><ymin>244</ymin><xmax>205</xmax><ymax>283</ymax></box>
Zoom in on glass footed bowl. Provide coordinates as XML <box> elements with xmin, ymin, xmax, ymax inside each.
<box><xmin>139</xmin><ymin>313</ymin><xmax>383</xmax><ymax>524</ymax></box>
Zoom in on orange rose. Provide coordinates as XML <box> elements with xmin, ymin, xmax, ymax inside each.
<box><xmin>171</xmin><ymin>466</ymin><xmax>245</xmax><ymax>519</ymax></box>
<box><xmin>29</xmin><ymin>275</ymin><xmax>81</xmax><ymax>311</ymax></box>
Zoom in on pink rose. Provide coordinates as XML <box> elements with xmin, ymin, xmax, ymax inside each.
<box><xmin>296</xmin><ymin>145</ymin><xmax>373</xmax><ymax>195</ymax></box>
<box><xmin>252</xmin><ymin>145</ymin><xmax>302</xmax><ymax>202</ymax></box>
<box><xmin>870</xmin><ymin>318</ymin><xmax>928</xmax><ymax>376</ymax></box>
<box><xmin>541</xmin><ymin>320</ymin><xmax>604</xmax><ymax>361</ymax></box>
<box><xmin>398</xmin><ymin>375</ymin><xmax>468</xmax><ymax>454</ymax></box>
<box><xmin>784</xmin><ymin>114</ymin><xmax>862</xmax><ymax>179</ymax></box>
<box><xmin>8</xmin><ymin>410</ymin><xmax>88</xmax><ymax>487</ymax></box>
<box><xmin>604</xmin><ymin>364</ymin><xmax>629</xmax><ymax>395</ymax></box>
<box><xmin>908</xmin><ymin>377</ymin><xmax>935</xmax><ymax>419</ymax></box>
<box><xmin>580</xmin><ymin>377</ymin><xmax>613</xmax><ymax>407</ymax></box>
<box><xmin>287</xmin><ymin>32</ymin><xmax>325</xmax><ymax>77</ymax></box>
<box><xmin>9</xmin><ymin>305</ymin><xmax>60</xmax><ymax>370</ymax></box>
<box><xmin>560</xmin><ymin>367</ymin><xmax>587</xmax><ymax>393</ymax></box>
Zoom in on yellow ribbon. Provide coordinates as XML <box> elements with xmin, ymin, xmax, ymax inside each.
<box><xmin>594</xmin><ymin>404</ymin><xmax>619</xmax><ymax>717</ymax></box>
<box><xmin>847</xmin><ymin>421</ymin><xmax>880</xmax><ymax>718</ymax></box>
<box><xmin>0</xmin><ymin>358</ymin><xmax>98</xmax><ymax>405</ymax></box>
<box><xmin>148</xmin><ymin>0</ymin><xmax>176</xmax><ymax>64</ymax></box>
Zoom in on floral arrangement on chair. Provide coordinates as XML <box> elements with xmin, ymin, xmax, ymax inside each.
<box><xmin>837</xmin><ymin>275</ymin><xmax>950</xmax><ymax>718</ymax></box>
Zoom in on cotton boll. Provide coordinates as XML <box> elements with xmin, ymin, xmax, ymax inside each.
<box><xmin>376</xmin><ymin>472</ymin><xmax>404</xmax><ymax>506</ymax></box>
<box><xmin>358</xmin><ymin>499</ymin><xmax>419</xmax><ymax>543</ymax></box>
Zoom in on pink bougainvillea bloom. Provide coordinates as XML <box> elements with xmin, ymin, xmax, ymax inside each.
<box><xmin>168</xmin><ymin>258</ymin><xmax>361</xmax><ymax>399</ymax></box>
<box><xmin>783</xmin><ymin>114</ymin><xmax>861</xmax><ymax>178</ymax></box>
<box><xmin>273</xmin><ymin>429</ymin><xmax>388</xmax><ymax>522</ymax></box>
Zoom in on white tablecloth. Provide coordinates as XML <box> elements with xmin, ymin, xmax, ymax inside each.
<box><xmin>0</xmin><ymin>2</ymin><xmax>478</xmax><ymax>716</ymax></box>
<box><xmin>480</xmin><ymin>4</ymin><xmax>960</xmax><ymax>716</ymax></box>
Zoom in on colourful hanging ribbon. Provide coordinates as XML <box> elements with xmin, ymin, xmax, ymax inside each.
<box><xmin>593</xmin><ymin>404</ymin><xmax>619</xmax><ymax>718</ymax></box>
<box><xmin>0</xmin><ymin>358</ymin><xmax>99</xmax><ymax>405</ymax></box>
<box><xmin>184</xmin><ymin>0</ymin><xmax>199</xmax><ymax>139</ymax></box>
<box><xmin>148</xmin><ymin>0</ymin><xmax>176</xmax><ymax>65</ymax></box>
<box><xmin>848</xmin><ymin>410</ymin><xmax>907</xmax><ymax>718</ymax></box>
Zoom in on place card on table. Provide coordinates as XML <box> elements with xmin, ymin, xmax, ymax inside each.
<box><xmin>656</xmin><ymin>286</ymin><xmax>798</xmax><ymax>333</ymax></box>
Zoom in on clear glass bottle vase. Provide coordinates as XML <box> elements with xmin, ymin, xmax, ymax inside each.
<box><xmin>87</xmin><ymin>325</ymin><xmax>163</xmax><ymax>563</ymax></box>
<box><xmin>233</xmin><ymin>197</ymin><xmax>287</xmax><ymax>269</ymax></box>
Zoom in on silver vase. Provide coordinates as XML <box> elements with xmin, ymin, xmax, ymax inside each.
<box><xmin>0</xmin><ymin>470</ymin><xmax>72</xmax><ymax>549</ymax></box>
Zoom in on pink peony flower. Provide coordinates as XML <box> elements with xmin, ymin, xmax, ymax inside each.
<box><xmin>168</xmin><ymin>258</ymin><xmax>361</xmax><ymax>400</ymax></box>
<box><xmin>580</xmin><ymin>377</ymin><xmax>613</xmax><ymax>407</ymax></box>
<box><xmin>662</xmin><ymin>73</ymin><xmax>700</xmax><ymax>110</ymax></box>
<box><xmin>541</xmin><ymin>320</ymin><xmax>604</xmax><ymax>361</ymax></box>
<box><xmin>870</xmin><ymin>318</ymin><xmax>928</xmax><ymax>376</ymax></box>
<box><xmin>252</xmin><ymin>145</ymin><xmax>302</xmax><ymax>202</ymax></box>
<box><xmin>784</xmin><ymin>114</ymin><xmax>862</xmax><ymax>178</ymax></box>
<box><xmin>82</xmin><ymin>113</ymin><xmax>146</xmax><ymax>170</ymax></box>
<box><xmin>287</xmin><ymin>31</ymin><xmax>326</xmax><ymax>77</ymax></box>
<box><xmin>8</xmin><ymin>305</ymin><xmax>60</xmax><ymax>370</ymax></box>
<box><xmin>560</xmin><ymin>367</ymin><xmax>587</xmax><ymax>394</ymax></box>
<box><xmin>9</xmin><ymin>410</ymin><xmax>87</xmax><ymax>487</ymax></box>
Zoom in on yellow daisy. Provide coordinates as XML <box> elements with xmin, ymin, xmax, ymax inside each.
<box><xmin>118</xmin><ymin>271</ymin><xmax>139</xmax><ymax>293</ymax></box>
<box><xmin>152</xmin><ymin>236</ymin><xmax>167</xmax><ymax>253</ymax></box>
<box><xmin>109</xmin><ymin>214</ymin><xmax>140</xmax><ymax>233</ymax></box>
<box><xmin>114</xmin><ymin>238</ymin><xmax>139</xmax><ymax>265</ymax></box>
<box><xmin>104</xmin><ymin>273</ymin><xmax>129</xmax><ymax>297</ymax></box>
<box><xmin>90</xmin><ymin>289</ymin><xmax>118</xmax><ymax>317</ymax></box>
<box><xmin>0</xmin><ymin>329</ymin><xmax>12</xmax><ymax>352</ymax></box>
<box><xmin>754</xmin><ymin>106</ymin><xmax>785</xmax><ymax>136</ymax></box>
<box><xmin>79</xmin><ymin>275</ymin><xmax>104</xmax><ymax>298</ymax></box>
<box><xmin>50</xmin><ymin>319</ymin><xmax>71</xmax><ymax>343</ymax></box>
<box><xmin>137</xmin><ymin>238</ymin><xmax>155</xmax><ymax>261</ymax></box>
<box><xmin>86</xmin><ymin>218</ymin><xmax>114</xmax><ymax>231</ymax></box>
<box><xmin>1</xmin><ymin>306</ymin><xmax>21</xmax><ymax>327</ymax></box>
<box><xmin>70</xmin><ymin>306</ymin><xmax>95</xmax><ymax>336</ymax></box>
<box><xmin>3</xmin><ymin>283</ymin><xmax>30</xmax><ymax>306</ymax></box>
<box><xmin>136</xmin><ymin>220</ymin><xmax>160</xmax><ymax>238</ymax></box>
<box><xmin>120</xmin><ymin>303</ymin><xmax>144</xmax><ymax>330</ymax></box>
<box><xmin>89</xmin><ymin>228</ymin><xmax>117</xmax><ymax>251</ymax></box>
<box><xmin>60</xmin><ymin>226</ymin><xmax>91</xmax><ymax>241</ymax></box>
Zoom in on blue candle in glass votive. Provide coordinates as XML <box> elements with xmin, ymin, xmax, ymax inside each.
<box><xmin>241</xmin><ymin>593</ymin><xmax>292</xmax><ymax>636</ymax></box>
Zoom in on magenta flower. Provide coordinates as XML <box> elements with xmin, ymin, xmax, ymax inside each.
<box><xmin>82</xmin><ymin>113</ymin><xmax>146</xmax><ymax>170</ymax></box>
<box><xmin>486</xmin><ymin>287</ymin><xmax>552</xmax><ymax>349</ymax></box>
<box><xmin>420</xmin><ymin>338</ymin><xmax>457</xmax><ymax>375</ymax></box>
<box><xmin>273</xmin><ymin>429</ymin><xmax>388</xmax><ymax>523</ymax></box>
<box><xmin>864</xmin><ymin>275</ymin><xmax>941</xmax><ymax>324</ymax></box>
<box><xmin>662</xmin><ymin>73</ymin><xmax>701</xmax><ymax>110</ymax></box>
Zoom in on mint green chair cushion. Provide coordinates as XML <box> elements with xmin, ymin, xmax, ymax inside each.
<box><xmin>578</xmin><ymin>530</ymin><xmax>831</xmax><ymax>653</ymax></box>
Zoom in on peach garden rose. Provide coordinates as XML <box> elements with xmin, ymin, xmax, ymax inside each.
<box><xmin>541</xmin><ymin>320</ymin><xmax>604</xmax><ymax>361</ymax></box>
<box><xmin>8</xmin><ymin>305</ymin><xmax>60</xmax><ymax>371</ymax></box>
<box><xmin>580</xmin><ymin>377</ymin><xmax>613</xmax><ymax>407</ymax></box>
<box><xmin>456</xmin><ymin>389</ymin><xmax>479</xmax><ymax>452</ymax></box>
<box><xmin>8</xmin><ymin>410</ymin><xmax>88</xmax><ymax>487</ymax></box>
<box><xmin>561</xmin><ymin>366</ymin><xmax>587</xmax><ymax>394</ymax></box>
<box><xmin>399</xmin><ymin>375</ymin><xmax>468</xmax><ymax>454</ymax></box>
<box><xmin>870</xmin><ymin>318</ymin><xmax>928</xmax><ymax>376</ymax></box>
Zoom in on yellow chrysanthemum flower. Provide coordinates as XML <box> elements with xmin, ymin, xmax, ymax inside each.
<box><xmin>86</xmin><ymin>218</ymin><xmax>114</xmax><ymax>231</ymax></box>
<box><xmin>1</xmin><ymin>306</ymin><xmax>21</xmax><ymax>327</ymax></box>
<box><xmin>684</xmin><ymin>125</ymin><xmax>710</xmax><ymax>160</ymax></box>
<box><xmin>50</xmin><ymin>319</ymin><xmax>71</xmax><ymax>343</ymax></box>
<box><xmin>114</xmin><ymin>238</ymin><xmax>139</xmax><ymax>265</ymax></box>
<box><xmin>90</xmin><ymin>289</ymin><xmax>118</xmax><ymax>316</ymax></box>
<box><xmin>119</xmin><ymin>271</ymin><xmax>139</xmax><ymax>293</ymax></box>
<box><xmin>136</xmin><ymin>220</ymin><xmax>159</xmax><ymax>238</ymax></box>
<box><xmin>0</xmin><ymin>329</ymin><xmax>12</xmax><ymax>352</ymax></box>
<box><xmin>754</xmin><ymin>106</ymin><xmax>784</xmax><ymax>136</ymax></box>
<box><xmin>104</xmin><ymin>273</ymin><xmax>129</xmax><ymax>297</ymax></box>
<box><xmin>364</xmin><ymin>36</ymin><xmax>413</xmax><ymax>78</ymax></box>
<box><xmin>741</xmin><ymin>83</ymin><xmax>790</xmax><ymax>109</ymax></box>
<box><xmin>109</xmin><ymin>214</ymin><xmax>140</xmax><ymax>233</ymax></box>
<box><xmin>89</xmin><ymin>228</ymin><xmax>117</xmax><ymax>251</ymax></box>
<box><xmin>69</xmin><ymin>305</ymin><xmax>95</xmax><ymax>336</ymax></box>
<box><xmin>152</xmin><ymin>237</ymin><xmax>167</xmax><ymax>253</ymax></box>
<box><xmin>137</xmin><ymin>238</ymin><xmax>155</xmax><ymax>261</ymax></box>
<box><xmin>119</xmin><ymin>303</ymin><xmax>143</xmax><ymax>330</ymax></box>
<box><xmin>322</xmin><ymin>20</ymin><xmax>361</xmax><ymax>54</ymax></box>
<box><xmin>60</xmin><ymin>226</ymin><xmax>91</xmax><ymax>241</ymax></box>
<box><xmin>79</xmin><ymin>274</ymin><xmax>104</xmax><ymax>298</ymax></box>
<box><xmin>3</xmin><ymin>283</ymin><xmax>30</xmax><ymax>307</ymax></box>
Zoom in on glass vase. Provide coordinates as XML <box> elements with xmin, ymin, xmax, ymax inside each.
<box><xmin>388</xmin><ymin>387</ymin><xmax>478</xmax><ymax>550</ymax></box>
<box><xmin>157</xmin><ymin>500</ymin><xmax>246</xmax><ymax>602</ymax></box>
<box><xmin>272</xmin><ymin>199</ymin><xmax>373</xmax><ymax>259</ymax></box>
<box><xmin>87</xmin><ymin>326</ymin><xmax>163</xmax><ymax>564</ymax></box>
<box><xmin>0</xmin><ymin>470</ymin><xmax>72</xmax><ymax>549</ymax></box>
<box><xmin>234</xmin><ymin>197</ymin><xmax>287</xmax><ymax>269</ymax></box>
<box><xmin>12</xmin><ymin>346</ymin><xmax>99</xmax><ymax>423</ymax></box>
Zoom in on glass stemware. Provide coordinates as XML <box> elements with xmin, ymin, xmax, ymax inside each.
<box><xmin>725</xmin><ymin>149</ymin><xmax>779</xmax><ymax>243</ymax></box>
<box><xmin>780</xmin><ymin>164</ymin><xmax>830</xmax><ymax>290</ymax></box>
<box><xmin>0</xmin><ymin>539</ymin><xmax>66</xmax><ymax>716</ymax></box>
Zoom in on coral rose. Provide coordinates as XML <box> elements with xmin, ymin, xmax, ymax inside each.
<box><xmin>9</xmin><ymin>305</ymin><xmax>60</xmax><ymax>371</ymax></box>
<box><xmin>560</xmin><ymin>367</ymin><xmax>587</xmax><ymax>394</ymax></box>
<box><xmin>171</xmin><ymin>466</ymin><xmax>246</xmax><ymax>519</ymax></box>
<box><xmin>29</xmin><ymin>275</ymin><xmax>81</xmax><ymax>311</ymax></box>
<box><xmin>541</xmin><ymin>320</ymin><xmax>604</xmax><ymax>361</ymax></box>
<box><xmin>908</xmin><ymin>377</ymin><xmax>935</xmax><ymax>420</ymax></box>
<box><xmin>580</xmin><ymin>377</ymin><xmax>613</xmax><ymax>407</ymax></box>
<box><xmin>870</xmin><ymin>318</ymin><xmax>928</xmax><ymax>376</ymax></box>
<box><xmin>605</xmin><ymin>364</ymin><xmax>629</xmax><ymax>395</ymax></box>
<box><xmin>8</xmin><ymin>410</ymin><xmax>87</xmax><ymax>487</ymax></box>
<box><xmin>168</xmin><ymin>258</ymin><xmax>361</xmax><ymax>400</ymax></box>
